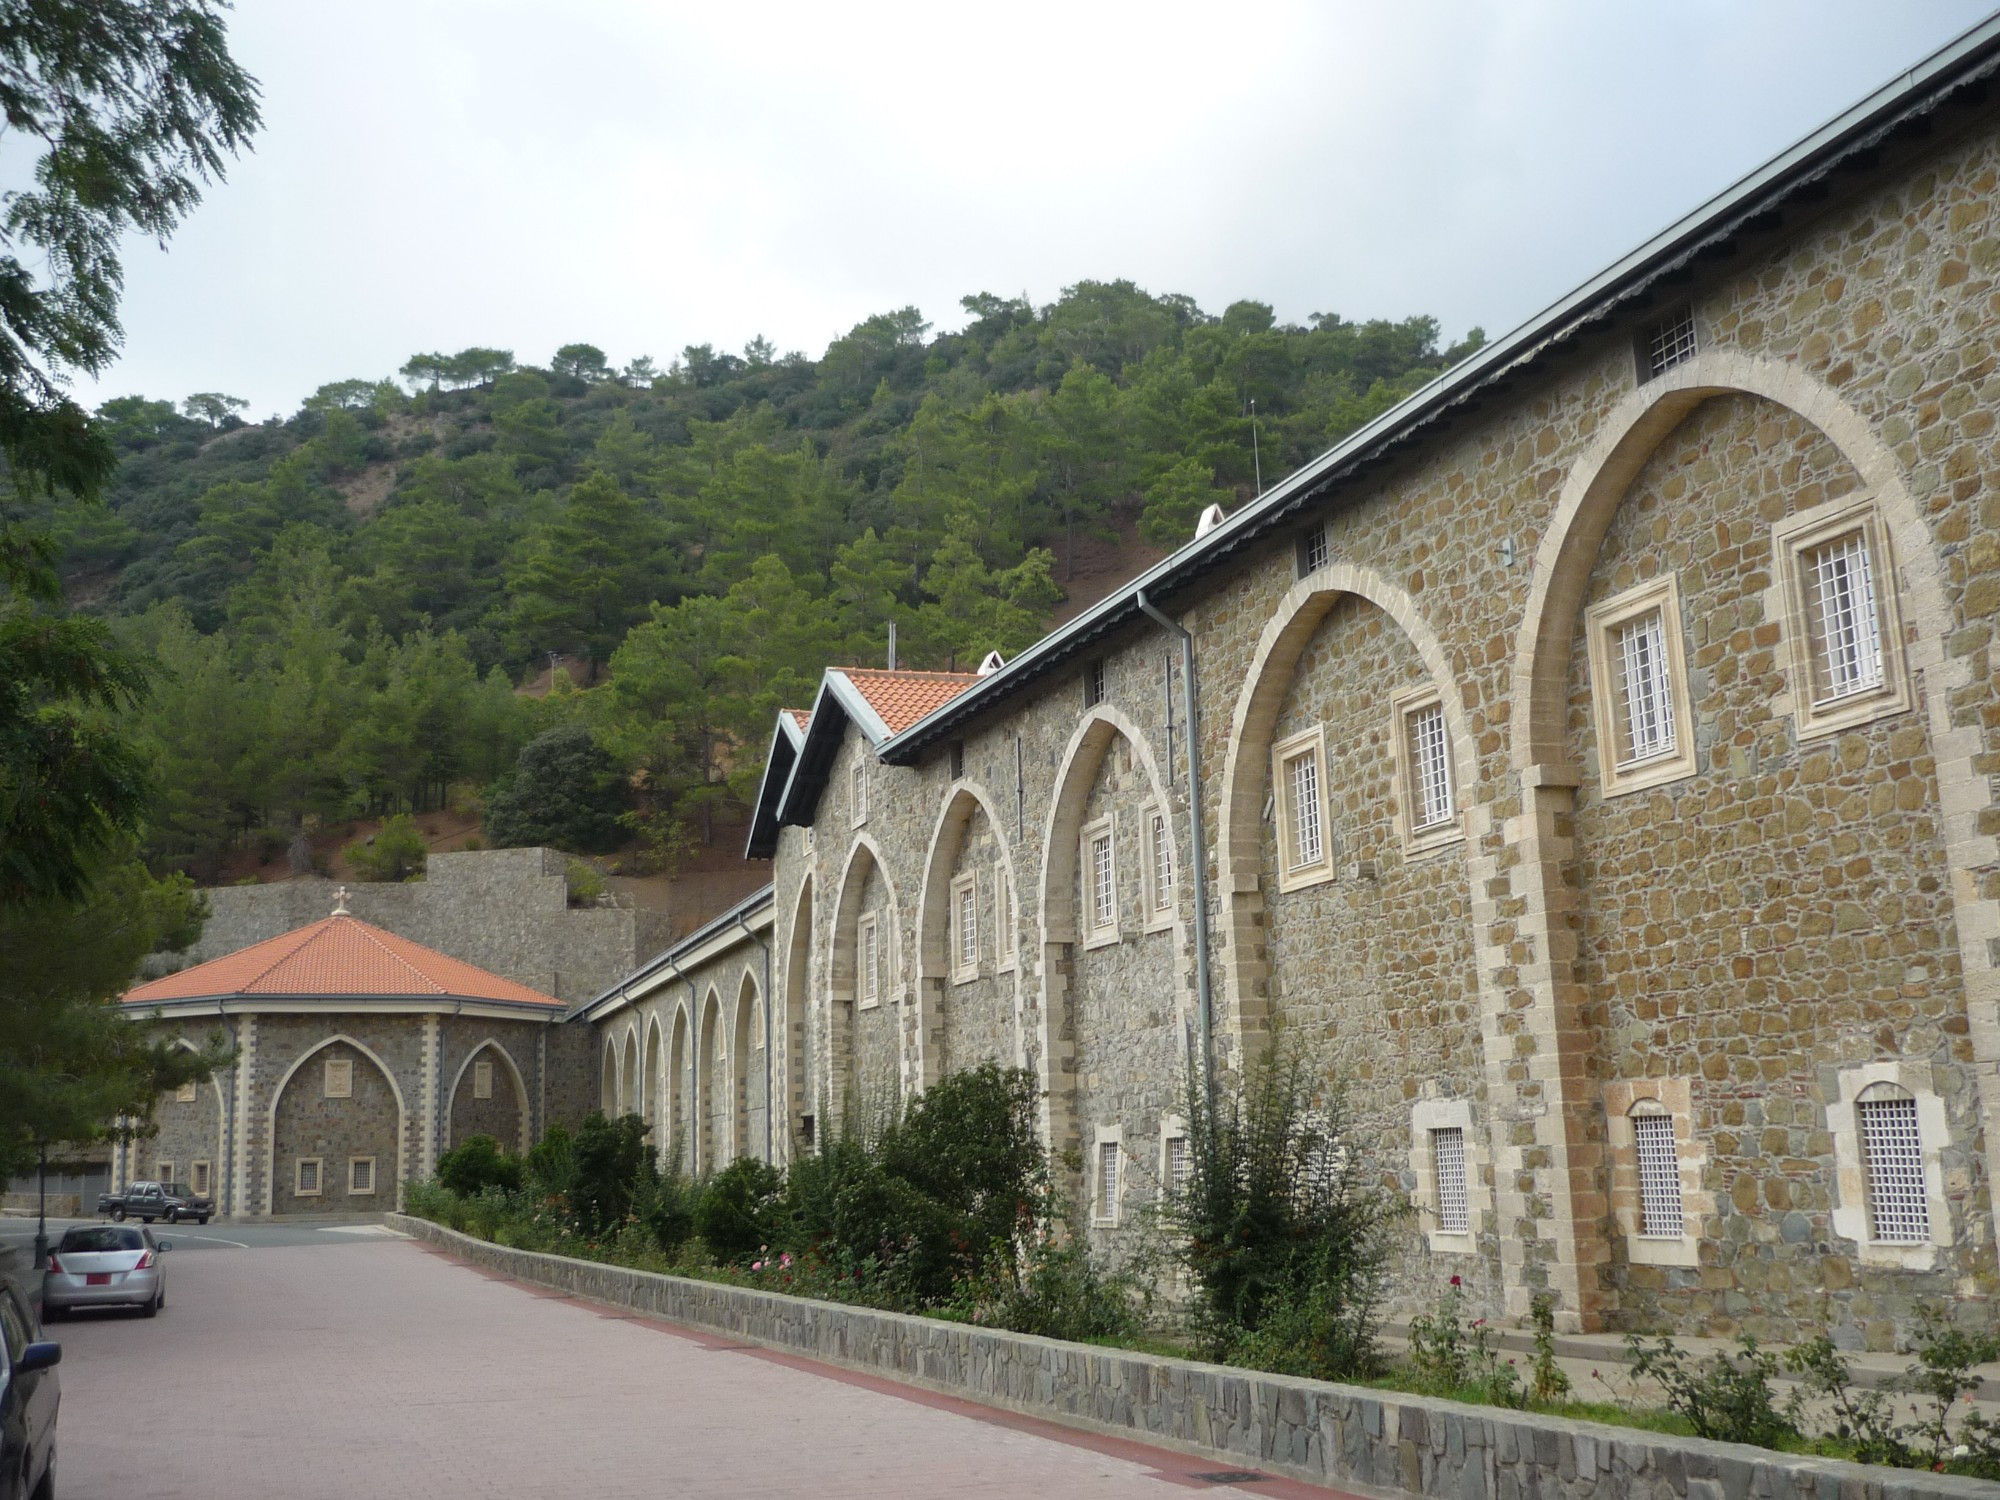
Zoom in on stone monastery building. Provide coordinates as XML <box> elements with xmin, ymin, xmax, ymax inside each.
<box><xmin>579</xmin><ymin>24</ymin><xmax>2000</xmax><ymax>1352</ymax></box>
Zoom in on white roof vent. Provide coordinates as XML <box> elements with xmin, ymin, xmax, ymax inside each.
<box><xmin>1194</xmin><ymin>503</ymin><xmax>1226</xmax><ymax>539</ymax></box>
<box><xmin>976</xmin><ymin>650</ymin><xmax>1004</xmax><ymax>677</ymax></box>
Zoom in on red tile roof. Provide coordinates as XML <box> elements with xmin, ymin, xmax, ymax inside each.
<box><xmin>836</xmin><ymin>669</ymin><xmax>982</xmax><ymax>735</ymax></box>
<box><xmin>124</xmin><ymin>914</ymin><xmax>560</xmax><ymax>1007</ymax></box>
<box><xmin>785</xmin><ymin>708</ymin><xmax>811</xmax><ymax>732</ymax></box>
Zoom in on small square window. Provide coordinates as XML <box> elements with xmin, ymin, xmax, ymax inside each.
<box><xmin>1391</xmin><ymin>687</ymin><xmax>1461</xmax><ymax>854</ymax></box>
<box><xmin>1431</xmin><ymin>1128</ymin><xmax>1469</xmax><ymax>1236</ymax></box>
<box><xmin>1638</xmin><ymin>305</ymin><xmax>1697</xmax><ymax>380</ymax></box>
<box><xmin>323</xmin><ymin>1056</ymin><xmax>354</xmax><ymax>1099</ymax></box>
<box><xmin>1271</xmin><ymin>726</ymin><xmax>1333</xmax><ymax>891</ymax></box>
<box><xmin>175</xmin><ymin>1079</ymin><xmax>197</xmax><ymax>1104</ymax></box>
<box><xmin>1584</xmin><ymin>575</ymin><xmax>1697</xmax><ymax>796</ymax></box>
<box><xmin>157</xmin><ymin>1160</ymin><xmax>175</xmax><ymax>1188</ymax></box>
<box><xmin>1297</xmin><ymin>521</ymin><xmax>1329</xmax><ymax>578</ymax></box>
<box><xmin>473</xmin><ymin>1058</ymin><xmax>494</xmax><ymax>1100</ymax></box>
<box><xmin>1080</xmin><ymin>817</ymin><xmax>1119</xmax><ymax>947</ymax></box>
<box><xmin>857</xmin><ymin>914</ymin><xmax>881</xmax><ymax>1008</ymax></box>
<box><xmin>851</xmin><ymin>762</ymin><xmax>868</xmax><ymax>826</ymax></box>
<box><xmin>950</xmin><ymin>870</ymin><xmax>979</xmax><ymax>983</ymax></box>
<box><xmin>295</xmin><ymin>1157</ymin><xmax>323</xmax><ymax>1197</ymax></box>
<box><xmin>1772</xmin><ymin>498</ymin><xmax>1910</xmax><ymax>739</ymax></box>
<box><xmin>348</xmin><ymin>1155</ymin><xmax>377</xmax><ymax>1196</ymax></box>
<box><xmin>190</xmin><ymin>1160</ymin><xmax>211</xmax><ymax>1197</ymax></box>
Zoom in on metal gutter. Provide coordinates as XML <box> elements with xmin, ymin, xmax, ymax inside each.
<box><xmin>876</xmin><ymin>12</ymin><xmax>2000</xmax><ymax>765</ymax></box>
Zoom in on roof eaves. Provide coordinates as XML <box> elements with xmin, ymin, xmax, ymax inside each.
<box><xmin>744</xmin><ymin>711</ymin><xmax>807</xmax><ymax>859</ymax></box>
<box><xmin>876</xmin><ymin>15</ymin><xmax>2000</xmax><ymax>763</ymax></box>
<box><xmin>569</xmin><ymin>883</ymin><xmax>776</xmax><ymax>1024</ymax></box>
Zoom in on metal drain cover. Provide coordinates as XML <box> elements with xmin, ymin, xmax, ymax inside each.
<box><xmin>1191</xmin><ymin>1474</ymin><xmax>1267</xmax><ymax>1486</ymax></box>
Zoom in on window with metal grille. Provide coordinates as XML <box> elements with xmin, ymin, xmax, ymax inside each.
<box><xmin>1165</xmin><ymin>1133</ymin><xmax>1189</xmax><ymax>1193</ymax></box>
<box><xmin>1633</xmin><ymin>1111</ymin><xmax>1685</xmax><ymax>1238</ymax></box>
<box><xmin>1432</xmin><ymin>1128</ymin><xmax>1469</xmax><ymax>1234</ymax></box>
<box><xmin>296</xmin><ymin>1158</ymin><xmax>322</xmax><ymax>1196</ymax></box>
<box><xmin>474</xmin><ymin>1058</ymin><xmax>493</xmax><ymax>1100</ymax></box>
<box><xmin>191</xmin><ymin>1160</ymin><xmax>211</xmax><ymax>1197</ymax></box>
<box><xmin>1613</xmin><ymin>609</ymin><xmax>1677</xmax><ymax>765</ymax></box>
<box><xmin>1150</xmin><ymin>810</ymin><xmax>1174</xmax><ymax>911</ymax></box>
<box><xmin>1098</xmin><ymin>1140</ymin><xmax>1120</xmax><ymax>1220</ymax></box>
<box><xmin>1860</xmin><ymin>1092</ymin><xmax>1929</xmax><ymax>1244</ymax></box>
<box><xmin>323</xmin><ymin>1056</ymin><xmax>353</xmax><ymax>1099</ymax></box>
<box><xmin>1407</xmin><ymin>701</ymin><xmax>1453</xmax><ymax>829</ymax></box>
<box><xmin>860</xmin><ymin>917</ymin><xmax>879</xmax><ymax>1003</ymax></box>
<box><xmin>1804</xmin><ymin>531</ymin><xmax>1884</xmax><ymax>702</ymax></box>
<box><xmin>1285</xmin><ymin>748</ymin><xmax>1323</xmax><ymax>870</ymax></box>
<box><xmin>1089</xmin><ymin>832</ymin><xmax>1115</xmax><ymax>933</ymax></box>
<box><xmin>1643</xmin><ymin>307</ymin><xmax>1697</xmax><ymax>379</ymax></box>
<box><xmin>157</xmin><ymin>1160</ymin><xmax>175</xmax><ymax>1188</ymax></box>
<box><xmin>1084</xmin><ymin>659</ymin><xmax>1106</xmax><ymax>709</ymax></box>
<box><xmin>1298</xmin><ymin>522</ymin><xmax>1329</xmax><ymax>577</ymax></box>
<box><xmin>957</xmin><ymin>881</ymin><xmax>978</xmax><ymax>970</ymax></box>
<box><xmin>948</xmin><ymin>740</ymin><xmax>964</xmax><ymax>780</ymax></box>
<box><xmin>349</xmin><ymin>1156</ymin><xmax>375</xmax><ymax>1195</ymax></box>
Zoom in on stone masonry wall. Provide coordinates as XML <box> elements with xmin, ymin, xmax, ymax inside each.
<box><xmin>270</xmin><ymin>1038</ymin><xmax>400</xmax><ymax>1214</ymax></box>
<box><xmin>145</xmin><ymin>1079</ymin><xmax>225</xmax><ymax>1195</ymax></box>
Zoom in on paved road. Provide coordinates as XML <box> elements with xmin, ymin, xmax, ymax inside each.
<box><xmin>41</xmin><ymin>1229</ymin><xmax>1346</xmax><ymax>1500</ymax></box>
<box><xmin>0</xmin><ymin>1214</ymin><xmax>390</xmax><ymax>1257</ymax></box>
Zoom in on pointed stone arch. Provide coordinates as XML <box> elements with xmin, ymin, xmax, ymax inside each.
<box><xmin>667</xmin><ymin>997</ymin><xmax>693</xmax><ymax>1174</ymax></box>
<box><xmin>444</xmin><ymin>1039</ymin><xmax>531</xmax><ymax>1155</ymax></box>
<box><xmin>827</xmin><ymin>831</ymin><xmax>902</xmax><ymax>1139</ymax></box>
<box><xmin>265</xmin><ymin>1034</ymin><xmax>408</xmax><ymax>1215</ymax></box>
<box><xmin>1495</xmin><ymin>348</ymin><xmax>1999</xmax><ymax>1329</ymax></box>
<box><xmin>152</xmin><ymin>1036</ymin><xmax>228</xmax><ymax>1207</ymax></box>
<box><xmin>1035</xmin><ymin>704</ymin><xmax>1182</xmax><ymax>1159</ymax></box>
<box><xmin>914</xmin><ymin>778</ymin><xmax>1022</xmax><ymax>1092</ymax></box>
<box><xmin>600</xmin><ymin>1036</ymin><xmax>617</xmax><ymax>1114</ymax></box>
<box><xmin>780</xmin><ymin>874</ymin><xmax>813</xmax><ymax>1162</ymax></box>
<box><xmin>619</xmin><ymin>1020</ymin><xmax>640</xmax><ymax>1118</ymax></box>
<box><xmin>1212</xmin><ymin>560</ymin><xmax>1485</xmax><ymax>1060</ymax></box>
<box><xmin>697</xmin><ymin>984</ymin><xmax>725</xmax><ymax>1173</ymax></box>
<box><xmin>643</xmin><ymin>1013</ymin><xmax>666</xmax><ymax>1163</ymax></box>
<box><xmin>733</xmin><ymin>969</ymin><xmax>760</xmax><ymax>1162</ymax></box>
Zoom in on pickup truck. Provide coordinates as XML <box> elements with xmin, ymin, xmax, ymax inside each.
<box><xmin>96</xmin><ymin>1180</ymin><xmax>213</xmax><ymax>1225</ymax></box>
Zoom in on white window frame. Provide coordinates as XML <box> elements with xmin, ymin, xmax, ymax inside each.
<box><xmin>1140</xmin><ymin>801</ymin><xmax>1175</xmax><ymax>933</ymax></box>
<box><xmin>1079</xmin><ymin>815</ymin><xmax>1120</xmax><ymax>949</ymax></box>
<box><xmin>1390</xmin><ymin>685</ymin><xmax>1462</xmax><ymax>855</ymax></box>
<box><xmin>175</xmin><ymin>1079</ymin><xmax>197</xmax><ymax>1103</ymax></box>
<box><xmin>190</xmin><ymin>1160</ymin><xmax>212</xmax><ymax>1198</ymax></box>
<box><xmin>1584</xmin><ymin>574</ymin><xmax>1698</xmax><ymax>796</ymax></box>
<box><xmin>1271</xmin><ymin>725</ymin><xmax>1334</xmax><ymax>891</ymax></box>
<box><xmin>1159</xmin><ymin>1116</ymin><xmax>1190</xmax><ymax>1199</ymax></box>
<box><xmin>473</xmin><ymin>1058</ymin><xmax>494</xmax><ymax>1100</ymax></box>
<box><xmin>348</xmin><ymin>1155</ymin><xmax>377</xmax><ymax>1196</ymax></box>
<box><xmin>323</xmin><ymin>1055</ymin><xmax>353</xmax><ymax>1099</ymax></box>
<box><xmin>1829</xmin><ymin>1062</ymin><xmax>1952</xmax><ymax>1270</ymax></box>
<box><xmin>993</xmin><ymin>867</ymin><xmax>1016</xmax><ymax>974</ymax></box>
<box><xmin>1092</xmin><ymin>1125</ymin><xmax>1124</xmax><ymax>1226</ymax></box>
<box><xmin>1771</xmin><ymin>496</ymin><xmax>1910</xmax><ymax>740</ymax></box>
<box><xmin>1603</xmin><ymin>1079</ymin><xmax>1709</xmax><ymax>1267</ymax></box>
<box><xmin>1407</xmin><ymin>1097</ymin><xmax>1483</xmax><ymax>1254</ymax></box>
<box><xmin>850</xmin><ymin>761</ymin><xmax>868</xmax><ymax>827</ymax></box>
<box><xmin>856</xmin><ymin>913</ymin><xmax>882</xmax><ymax>1009</ymax></box>
<box><xmin>950</xmin><ymin>869</ymin><xmax>979</xmax><ymax>984</ymax></box>
<box><xmin>295</xmin><ymin>1157</ymin><xmax>323</xmax><ymax>1197</ymax></box>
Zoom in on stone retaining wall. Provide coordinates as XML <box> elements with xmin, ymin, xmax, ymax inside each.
<box><xmin>387</xmin><ymin>1214</ymin><xmax>1999</xmax><ymax>1499</ymax></box>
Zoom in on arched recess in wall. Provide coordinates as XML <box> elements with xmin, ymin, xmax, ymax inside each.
<box><xmin>914</xmin><ymin>778</ymin><xmax>1021</xmax><ymax>1093</ymax></box>
<box><xmin>643</xmin><ymin>1014</ymin><xmax>665</xmax><ymax>1163</ymax></box>
<box><xmin>667</xmin><ymin>998</ymin><xmax>692</xmax><ymax>1175</ymax></box>
<box><xmin>1213</xmin><ymin>562</ymin><xmax>1479</xmax><ymax>1057</ymax></box>
<box><xmin>157</xmin><ymin>1036</ymin><xmax>228</xmax><ymax>1202</ymax></box>
<box><xmin>264</xmin><ymin>1035</ymin><xmax>407</xmax><ymax>1215</ymax></box>
<box><xmin>600</xmin><ymin>1036</ymin><xmax>617</xmax><ymax>1114</ymax></box>
<box><xmin>733</xmin><ymin>969</ymin><xmax>759</xmax><ymax>1163</ymax></box>
<box><xmin>780</xmin><ymin>874</ymin><xmax>813</xmax><ymax>1162</ymax></box>
<box><xmin>827</xmin><ymin>832</ymin><xmax>900</xmax><ymax>1141</ymax></box>
<box><xmin>1506</xmin><ymin>347</ymin><xmax>2000</xmax><ymax>1300</ymax></box>
<box><xmin>697</xmin><ymin>985</ymin><xmax>725</xmax><ymax>1173</ymax></box>
<box><xmin>620</xmin><ymin>1021</ymin><xmax>640</xmax><ymax>1118</ymax></box>
<box><xmin>444</xmin><ymin>1038</ymin><xmax>531</xmax><ymax>1155</ymax></box>
<box><xmin>1035</xmin><ymin>704</ymin><xmax>1184</xmax><ymax>1160</ymax></box>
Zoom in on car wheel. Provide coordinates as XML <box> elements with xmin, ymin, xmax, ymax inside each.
<box><xmin>109</xmin><ymin>1205</ymin><xmax>126</xmax><ymax>1221</ymax></box>
<box><xmin>165</xmin><ymin>1208</ymin><xmax>179</xmax><ymax>1224</ymax></box>
<box><xmin>141</xmin><ymin>1289</ymin><xmax>159</xmax><ymax>1318</ymax></box>
<box><xmin>198</xmin><ymin>1216</ymin><xmax>210</xmax><ymax>1225</ymax></box>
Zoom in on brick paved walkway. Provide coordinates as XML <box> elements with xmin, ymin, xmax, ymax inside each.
<box><xmin>52</xmin><ymin>1235</ymin><xmax>1355</xmax><ymax>1498</ymax></box>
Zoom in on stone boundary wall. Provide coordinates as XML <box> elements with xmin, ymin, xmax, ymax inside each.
<box><xmin>386</xmin><ymin>1214</ymin><xmax>1998</xmax><ymax>1500</ymax></box>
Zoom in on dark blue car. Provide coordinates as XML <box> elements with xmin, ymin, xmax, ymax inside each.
<box><xmin>0</xmin><ymin>1249</ymin><xmax>59</xmax><ymax>1500</ymax></box>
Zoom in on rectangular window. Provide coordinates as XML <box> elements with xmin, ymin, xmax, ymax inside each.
<box><xmin>1097</xmin><ymin>1139</ymin><xmax>1120</xmax><ymax>1222</ymax></box>
<box><xmin>295</xmin><ymin>1158</ymin><xmax>323</xmax><ymax>1197</ymax></box>
<box><xmin>858</xmin><ymin>915</ymin><xmax>880</xmax><ymax>1006</ymax></box>
<box><xmin>951</xmin><ymin>871</ymin><xmax>978</xmax><ymax>981</ymax></box>
<box><xmin>1804</xmin><ymin>530</ymin><xmax>1884</xmax><ymax>700</ymax></box>
<box><xmin>175</xmin><ymin>1079</ymin><xmax>197</xmax><ymax>1103</ymax></box>
<box><xmin>1407</xmin><ymin>701</ymin><xmax>1452</xmax><ymax>829</ymax></box>
<box><xmin>1860</xmin><ymin>1094</ymin><xmax>1930</xmax><ymax>1244</ymax></box>
<box><xmin>1084</xmin><ymin>659</ymin><xmax>1106</xmax><ymax>709</ymax></box>
<box><xmin>157</xmin><ymin>1160</ymin><xmax>175</xmax><ymax>1188</ymax></box>
<box><xmin>1585</xmin><ymin>576</ymin><xmax>1696</xmax><ymax>795</ymax></box>
<box><xmin>1775</xmin><ymin>500</ymin><xmax>1907</xmax><ymax>739</ymax></box>
<box><xmin>323</xmin><ymin>1056</ymin><xmax>353</xmax><ymax>1099</ymax></box>
<box><xmin>474</xmin><ymin>1058</ymin><xmax>494</xmax><ymax>1100</ymax></box>
<box><xmin>1088</xmin><ymin>829</ymin><xmax>1116</xmax><ymax>936</ymax></box>
<box><xmin>851</xmin><ymin>762</ymin><xmax>868</xmax><ymax>825</ymax></box>
<box><xmin>1149</xmin><ymin>809</ymin><xmax>1174</xmax><ymax>913</ymax></box>
<box><xmin>1164</xmin><ymin>1133</ymin><xmax>1189</xmax><ymax>1194</ymax></box>
<box><xmin>1431</xmin><ymin>1128</ymin><xmax>1469</xmax><ymax>1235</ymax></box>
<box><xmin>1633</xmin><ymin>1112</ymin><xmax>1685</xmax><ymax>1238</ymax></box>
<box><xmin>190</xmin><ymin>1160</ymin><xmax>211</xmax><ymax>1197</ymax></box>
<box><xmin>349</xmin><ymin>1156</ymin><xmax>376</xmax><ymax>1196</ymax></box>
<box><xmin>1297</xmin><ymin>521</ymin><xmax>1329</xmax><ymax>577</ymax></box>
<box><xmin>1641</xmin><ymin>306</ymin><xmax>1697</xmax><ymax>379</ymax></box>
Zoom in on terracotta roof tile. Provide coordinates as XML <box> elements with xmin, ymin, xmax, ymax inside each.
<box><xmin>836</xmin><ymin>668</ymin><xmax>982</xmax><ymax>735</ymax></box>
<box><xmin>124</xmin><ymin>914</ymin><xmax>560</xmax><ymax>1007</ymax></box>
<box><xmin>786</xmin><ymin>708</ymin><xmax>811</xmax><ymax>731</ymax></box>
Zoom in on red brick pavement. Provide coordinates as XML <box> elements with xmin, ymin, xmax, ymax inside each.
<box><xmin>50</xmin><ymin>1235</ymin><xmax>1365</xmax><ymax>1499</ymax></box>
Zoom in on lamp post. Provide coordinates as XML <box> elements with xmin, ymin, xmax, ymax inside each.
<box><xmin>32</xmin><ymin>1138</ymin><xmax>49</xmax><ymax>1269</ymax></box>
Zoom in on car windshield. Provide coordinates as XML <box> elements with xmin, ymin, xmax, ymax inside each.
<box><xmin>60</xmin><ymin>1226</ymin><xmax>143</xmax><ymax>1253</ymax></box>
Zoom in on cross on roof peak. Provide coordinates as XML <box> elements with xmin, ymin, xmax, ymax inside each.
<box><xmin>331</xmin><ymin>885</ymin><xmax>351</xmax><ymax>916</ymax></box>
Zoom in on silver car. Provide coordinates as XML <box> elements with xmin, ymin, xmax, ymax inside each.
<box><xmin>41</xmin><ymin>1225</ymin><xmax>171</xmax><ymax>1318</ymax></box>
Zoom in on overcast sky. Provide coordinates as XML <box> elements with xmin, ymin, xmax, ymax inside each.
<box><xmin>71</xmin><ymin>2</ymin><xmax>1999</xmax><ymax>419</ymax></box>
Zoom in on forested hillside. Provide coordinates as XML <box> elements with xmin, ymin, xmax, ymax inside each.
<box><xmin>33</xmin><ymin>281</ymin><xmax>1480</xmax><ymax>882</ymax></box>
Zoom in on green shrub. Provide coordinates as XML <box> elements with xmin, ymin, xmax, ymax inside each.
<box><xmin>526</xmin><ymin>1121</ymin><xmax>576</xmax><ymax>1203</ymax></box>
<box><xmin>564</xmin><ymin>858</ymin><xmax>605</xmax><ymax>906</ymax></box>
<box><xmin>436</xmin><ymin>1134</ymin><xmax>524</xmax><ymax>1197</ymax></box>
<box><xmin>693</xmin><ymin>1157</ymin><xmax>784</xmax><ymax>1261</ymax></box>
<box><xmin>346</xmin><ymin>812</ymin><xmax>428</xmax><ymax>882</ymax></box>
<box><xmin>569</xmin><ymin>1111</ymin><xmax>655</xmax><ymax>1236</ymax></box>
<box><xmin>1626</xmin><ymin>1332</ymin><xmax>1797</xmax><ymax>1450</ymax></box>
